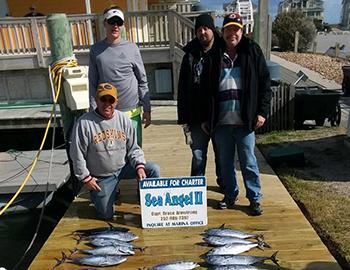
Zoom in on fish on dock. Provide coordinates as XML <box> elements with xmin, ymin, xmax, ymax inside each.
<box><xmin>54</xmin><ymin>252</ymin><xmax>127</xmax><ymax>268</ymax></box>
<box><xmin>79</xmin><ymin>230</ymin><xmax>139</xmax><ymax>242</ymax></box>
<box><xmin>71</xmin><ymin>254</ymin><xmax>127</xmax><ymax>267</ymax></box>
<box><xmin>205</xmin><ymin>242</ymin><xmax>265</xmax><ymax>256</ymax></box>
<box><xmin>203</xmin><ymin>235</ymin><xmax>270</xmax><ymax>248</ymax></box>
<box><xmin>208</xmin><ymin>266</ymin><xmax>268</xmax><ymax>270</ymax></box>
<box><xmin>88</xmin><ymin>237</ymin><xmax>145</xmax><ymax>251</ymax></box>
<box><xmin>202</xmin><ymin>251</ymin><xmax>279</xmax><ymax>266</ymax></box>
<box><xmin>141</xmin><ymin>260</ymin><xmax>200</xmax><ymax>270</ymax></box>
<box><xmin>204</xmin><ymin>224</ymin><xmax>264</xmax><ymax>240</ymax></box>
<box><xmin>73</xmin><ymin>222</ymin><xmax>129</xmax><ymax>236</ymax></box>
<box><xmin>73</xmin><ymin>245</ymin><xmax>135</xmax><ymax>256</ymax></box>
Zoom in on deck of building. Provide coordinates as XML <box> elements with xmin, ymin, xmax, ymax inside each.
<box><xmin>28</xmin><ymin>106</ymin><xmax>341</xmax><ymax>270</ymax></box>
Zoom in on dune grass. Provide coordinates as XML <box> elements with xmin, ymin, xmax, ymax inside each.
<box><xmin>256</xmin><ymin>127</ymin><xmax>350</xmax><ymax>269</ymax></box>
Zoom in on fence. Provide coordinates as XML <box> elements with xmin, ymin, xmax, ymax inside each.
<box><xmin>0</xmin><ymin>14</ymin><xmax>98</xmax><ymax>56</ymax></box>
<box><xmin>125</xmin><ymin>10</ymin><xmax>194</xmax><ymax>50</ymax></box>
<box><xmin>258</xmin><ymin>82</ymin><xmax>295</xmax><ymax>133</ymax></box>
<box><xmin>0</xmin><ymin>10</ymin><xmax>194</xmax><ymax>66</ymax></box>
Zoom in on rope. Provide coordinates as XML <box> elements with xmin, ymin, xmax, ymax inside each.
<box><xmin>0</xmin><ymin>57</ymin><xmax>78</xmax><ymax>216</ymax></box>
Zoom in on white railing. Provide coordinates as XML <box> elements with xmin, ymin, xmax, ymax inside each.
<box><xmin>125</xmin><ymin>10</ymin><xmax>194</xmax><ymax>50</ymax></box>
<box><xmin>0</xmin><ymin>10</ymin><xmax>195</xmax><ymax>63</ymax></box>
<box><xmin>0</xmin><ymin>15</ymin><xmax>98</xmax><ymax>56</ymax></box>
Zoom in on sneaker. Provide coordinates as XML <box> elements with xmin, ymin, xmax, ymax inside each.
<box><xmin>218</xmin><ymin>197</ymin><xmax>237</xmax><ymax>210</ymax></box>
<box><xmin>249</xmin><ymin>201</ymin><xmax>263</xmax><ymax>216</ymax></box>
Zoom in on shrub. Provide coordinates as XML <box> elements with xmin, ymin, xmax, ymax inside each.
<box><xmin>272</xmin><ymin>10</ymin><xmax>316</xmax><ymax>52</ymax></box>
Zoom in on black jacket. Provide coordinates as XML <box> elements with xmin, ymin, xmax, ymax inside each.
<box><xmin>213</xmin><ymin>36</ymin><xmax>272</xmax><ymax>132</ymax></box>
<box><xmin>177</xmin><ymin>32</ymin><xmax>222</xmax><ymax>126</ymax></box>
<box><xmin>177</xmin><ymin>34</ymin><xmax>271</xmax><ymax>133</ymax></box>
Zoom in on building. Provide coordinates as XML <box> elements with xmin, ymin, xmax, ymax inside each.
<box><xmin>0</xmin><ymin>0</ymin><xmax>204</xmax><ymax>107</ymax></box>
<box><xmin>278</xmin><ymin>0</ymin><xmax>324</xmax><ymax>22</ymax></box>
<box><xmin>223</xmin><ymin>0</ymin><xmax>254</xmax><ymax>33</ymax></box>
<box><xmin>341</xmin><ymin>0</ymin><xmax>350</xmax><ymax>29</ymax></box>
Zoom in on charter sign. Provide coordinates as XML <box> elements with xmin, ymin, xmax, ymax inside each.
<box><xmin>139</xmin><ymin>176</ymin><xmax>207</xmax><ymax>228</ymax></box>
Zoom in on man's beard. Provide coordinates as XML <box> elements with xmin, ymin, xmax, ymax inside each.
<box><xmin>198</xmin><ymin>35</ymin><xmax>213</xmax><ymax>48</ymax></box>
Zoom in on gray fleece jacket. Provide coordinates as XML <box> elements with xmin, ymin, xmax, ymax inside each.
<box><xmin>69</xmin><ymin>109</ymin><xmax>146</xmax><ymax>181</ymax></box>
<box><xmin>88</xmin><ymin>39</ymin><xmax>151</xmax><ymax>112</ymax></box>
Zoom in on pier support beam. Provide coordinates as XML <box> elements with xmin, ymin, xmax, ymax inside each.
<box><xmin>47</xmin><ymin>14</ymin><xmax>85</xmax><ymax>195</ymax></box>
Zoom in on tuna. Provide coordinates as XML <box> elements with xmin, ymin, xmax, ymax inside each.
<box><xmin>204</xmin><ymin>224</ymin><xmax>263</xmax><ymax>240</ymax></box>
<box><xmin>202</xmin><ymin>251</ymin><xmax>279</xmax><ymax>266</ymax></box>
<box><xmin>73</xmin><ymin>222</ymin><xmax>129</xmax><ymax>236</ymax></box>
<box><xmin>208</xmin><ymin>266</ymin><xmax>267</xmax><ymax>270</ymax></box>
<box><xmin>89</xmin><ymin>237</ymin><xmax>145</xmax><ymax>251</ymax></box>
<box><xmin>54</xmin><ymin>252</ymin><xmax>126</xmax><ymax>268</ymax></box>
<box><xmin>81</xmin><ymin>230</ymin><xmax>139</xmax><ymax>242</ymax></box>
<box><xmin>71</xmin><ymin>254</ymin><xmax>127</xmax><ymax>267</ymax></box>
<box><xmin>205</xmin><ymin>242</ymin><xmax>264</xmax><ymax>256</ymax></box>
<box><xmin>73</xmin><ymin>245</ymin><xmax>135</xmax><ymax>256</ymax></box>
<box><xmin>142</xmin><ymin>260</ymin><xmax>200</xmax><ymax>270</ymax></box>
<box><xmin>203</xmin><ymin>236</ymin><xmax>270</xmax><ymax>248</ymax></box>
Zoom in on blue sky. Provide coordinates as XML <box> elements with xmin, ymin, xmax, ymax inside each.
<box><xmin>199</xmin><ymin>0</ymin><xmax>342</xmax><ymax>24</ymax></box>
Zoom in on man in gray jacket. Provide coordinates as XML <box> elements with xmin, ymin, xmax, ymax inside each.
<box><xmin>70</xmin><ymin>83</ymin><xmax>160</xmax><ymax>220</ymax></box>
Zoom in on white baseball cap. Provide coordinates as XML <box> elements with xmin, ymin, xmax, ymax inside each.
<box><xmin>104</xmin><ymin>9</ymin><xmax>124</xmax><ymax>22</ymax></box>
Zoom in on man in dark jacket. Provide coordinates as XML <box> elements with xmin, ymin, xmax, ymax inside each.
<box><xmin>177</xmin><ymin>14</ymin><xmax>222</xmax><ymax>185</ymax></box>
<box><xmin>214</xmin><ymin>13</ymin><xmax>271</xmax><ymax>215</ymax></box>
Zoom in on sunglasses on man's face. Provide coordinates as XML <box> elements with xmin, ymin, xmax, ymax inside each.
<box><xmin>106</xmin><ymin>17</ymin><xmax>124</xmax><ymax>27</ymax></box>
<box><xmin>100</xmin><ymin>96</ymin><xmax>116</xmax><ymax>104</ymax></box>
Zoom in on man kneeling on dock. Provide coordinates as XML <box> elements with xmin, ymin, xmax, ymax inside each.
<box><xmin>69</xmin><ymin>82</ymin><xmax>160</xmax><ymax>220</ymax></box>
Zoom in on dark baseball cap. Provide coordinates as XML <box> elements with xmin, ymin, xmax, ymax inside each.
<box><xmin>222</xmin><ymin>12</ymin><xmax>243</xmax><ymax>29</ymax></box>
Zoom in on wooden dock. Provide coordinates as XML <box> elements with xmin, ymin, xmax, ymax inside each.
<box><xmin>28</xmin><ymin>106</ymin><xmax>341</xmax><ymax>270</ymax></box>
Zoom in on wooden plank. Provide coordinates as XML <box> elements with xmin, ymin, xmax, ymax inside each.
<box><xmin>28</xmin><ymin>106</ymin><xmax>341</xmax><ymax>270</ymax></box>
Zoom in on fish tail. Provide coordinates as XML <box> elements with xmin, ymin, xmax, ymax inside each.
<box><xmin>53</xmin><ymin>251</ymin><xmax>69</xmax><ymax>269</ymax></box>
<box><xmin>136</xmin><ymin>246</ymin><xmax>147</xmax><ymax>252</ymax></box>
<box><xmin>70</xmin><ymin>248</ymin><xmax>78</xmax><ymax>256</ymax></box>
<box><xmin>258</xmin><ymin>238</ymin><xmax>271</xmax><ymax>248</ymax></box>
<box><xmin>76</xmin><ymin>234</ymin><xmax>85</xmax><ymax>244</ymax></box>
<box><xmin>257</xmin><ymin>241</ymin><xmax>265</xmax><ymax>250</ymax></box>
<box><xmin>52</xmin><ymin>256</ymin><xmax>63</xmax><ymax>270</ymax></box>
<box><xmin>107</xmin><ymin>222</ymin><xmax>114</xmax><ymax>228</ymax></box>
<box><xmin>271</xmin><ymin>251</ymin><xmax>280</xmax><ymax>267</ymax></box>
<box><xmin>257</xmin><ymin>234</ymin><xmax>265</xmax><ymax>241</ymax></box>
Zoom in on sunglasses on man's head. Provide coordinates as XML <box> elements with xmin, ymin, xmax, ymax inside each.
<box><xmin>106</xmin><ymin>17</ymin><xmax>124</xmax><ymax>27</ymax></box>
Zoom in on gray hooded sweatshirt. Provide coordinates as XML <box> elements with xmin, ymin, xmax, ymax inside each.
<box><xmin>69</xmin><ymin>109</ymin><xmax>145</xmax><ymax>181</ymax></box>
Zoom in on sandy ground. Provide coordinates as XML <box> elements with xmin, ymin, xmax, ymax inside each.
<box><xmin>273</xmin><ymin>51</ymin><xmax>350</xmax><ymax>85</ymax></box>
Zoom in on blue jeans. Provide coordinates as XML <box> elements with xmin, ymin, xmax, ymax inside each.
<box><xmin>189</xmin><ymin>125</ymin><xmax>221</xmax><ymax>180</ymax></box>
<box><xmin>214</xmin><ymin>125</ymin><xmax>262</xmax><ymax>203</ymax></box>
<box><xmin>90</xmin><ymin>162</ymin><xmax>160</xmax><ymax>220</ymax></box>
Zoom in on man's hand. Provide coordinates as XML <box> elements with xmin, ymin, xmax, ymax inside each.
<box><xmin>142</xmin><ymin>111</ymin><xmax>151</xmax><ymax>128</ymax></box>
<box><xmin>255</xmin><ymin>115</ymin><xmax>266</xmax><ymax>130</ymax></box>
<box><xmin>85</xmin><ymin>177</ymin><xmax>101</xmax><ymax>192</ymax></box>
<box><xmin>136</xmin><ymin>168</ymin><xmax>146</xmax><ymax>181</ymax></box>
